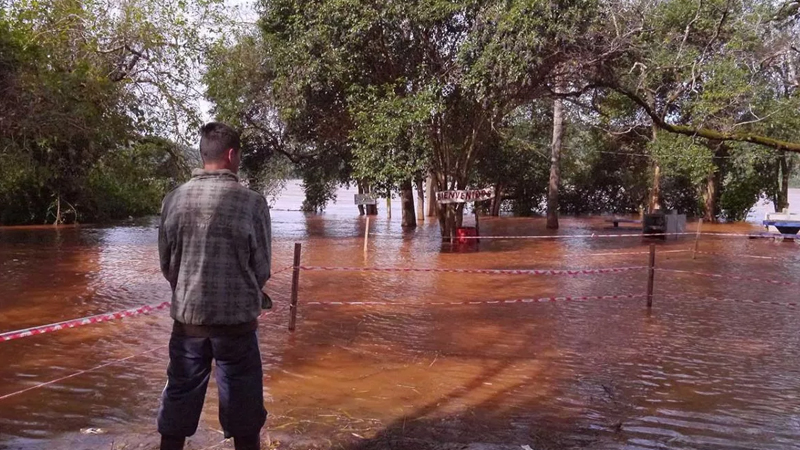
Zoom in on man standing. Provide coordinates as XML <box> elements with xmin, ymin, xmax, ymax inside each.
<box><xmin>157</xmin><ymin>122</ymin><xmax>271</xmax><ymax>450</ymax></box>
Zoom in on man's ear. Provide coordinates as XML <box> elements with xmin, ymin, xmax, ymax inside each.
<box><xmin>227</xmin><ymin>148</ymin><xmax>236</xmax><ymax>163</ymax></box>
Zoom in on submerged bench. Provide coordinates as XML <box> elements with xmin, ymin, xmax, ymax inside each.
<box><xmin>607</xmin><ymin>218</ymin><xmax>642</xmax><ymax>228</ymax></box>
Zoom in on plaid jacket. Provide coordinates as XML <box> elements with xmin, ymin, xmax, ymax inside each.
<box><xmin>159</xmin><ymin>169</ymin><xmax>271</xmax><ymax>325</ymax></box>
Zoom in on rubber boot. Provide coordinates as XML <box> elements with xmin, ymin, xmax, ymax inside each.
<box><xmin>233</xmin><ymin>434</ymin><xmax>261</xmax><ymax>450</ymax></box>
<box><xmin>160</xmin><ymin>435</ymin><xmax>185</xmax><ymax>450</ymax></box>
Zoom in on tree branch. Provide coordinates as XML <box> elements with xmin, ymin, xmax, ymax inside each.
<box><xmin>244</xmin><ymin>115</ymin><xmax>313</xmax><ymax>164</ymax></box>
<box><xmin>610</xmin><ymin>83</ymin><xmax>800</xmax><ymax>152</ymax></box>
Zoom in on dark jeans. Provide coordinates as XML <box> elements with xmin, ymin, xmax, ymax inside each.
<box><xmin>157</xmin><ymin>330</ymin><xmax>267</xmax><ymax>439</ymax></box>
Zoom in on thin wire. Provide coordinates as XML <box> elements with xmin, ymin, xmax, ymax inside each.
<box><xmin>0</xmin><ymin>345</ymin><xmax>167</xmax><ymax>401</ymax></box>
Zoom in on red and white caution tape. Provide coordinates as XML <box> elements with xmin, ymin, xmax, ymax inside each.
<box><xmin>0</xmin><ymin>302</ymin><xmax>171</xmax><ymax>342</ymax></box>
<box><xmin>706</xmin><ymin>297</ymin><xmax>798</xmax><ymax>307</ymax></box>
<box><xmin>663</xmin><ymin>294</ymin><xmax>798</xmax><ymax>308</ymax></box>
<box><xmin>450</xmin><ymin>231</ymin><xmax>798</xmax><ymax>240</ymax></box>
<box><xmin>578</xmin><ymin>249</ymin><xmax>691</xmax><ymax>257</ymax></box>
<box><xmin>655</xmin><ymin>268</ymin><xmax>800</xmax><ymax>286</ymax></box>
<box><xmin>693</xmin><ymin>250</ymin><xmax>799</xmax><ymax>262</ymax></box>
<box><xmin>299</xmin><ymin>266</ymin><xmax>647</xmax><ymax>276</ymax></box>
<box><xmin>272</xmin><ymin>265</ymin><xmax>295</xmax><ymax>275</ymax></box>
<box><xmin>452</xmin><ymin>232</ymin><xmax>692</xmax><ymax>239</ymax></box>
<box><xmin>0</xmin><ymin>294</ymin><xmax>291</xmax><ymax>400</ymax></box>
<box><xmin>304</xmin><ymin>294</ymin><xmax>646</xmax><ymax>307</ymax></box>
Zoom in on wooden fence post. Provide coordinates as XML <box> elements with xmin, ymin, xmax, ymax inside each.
<box><xmin>289</xmin><ymin>242</ymin><xmax>302</xmax><ymax>331</ymax></box>
<box><xmin>364</xmin><ymin>216</ymin><xmax>370</xmax><ymax>253</ymax></box>
<box><xmin>647</xmin><ymin>243</ymin><xmax>655</xmax><ymax>309</ymax></box>
<box><xmin>692</xmin><ymin>219</ymin><xmax>703</xmax><ymax>260</ymax></box>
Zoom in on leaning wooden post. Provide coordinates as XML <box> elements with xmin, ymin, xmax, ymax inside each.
<box><xmin>647</xmin><ymin>244</ymin><xmax>655</xmax><ymax>309</ymax></box>
<box><xmin>288</xmin><ymin>242</ymin><xmax>302</xmax><ymax>332</ymax></box>
<box><xmin>692</xmin><ymin>219</ymin><xmax>703</xmax><ymax>260</ymax></box>
<box><xmin>363</xmin><ymin>216</ymin><xmax>370</xmax><ymax>253</ymax></box>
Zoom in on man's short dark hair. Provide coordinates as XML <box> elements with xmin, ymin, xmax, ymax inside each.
<box><xmin>199</xmin><ymin>122</ymin><xmax>241</xmax><ymax>162</ymax></box>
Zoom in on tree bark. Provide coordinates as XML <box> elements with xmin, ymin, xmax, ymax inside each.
<box><xmin>649</xmin><ymin>164</ymin><xmax>662</xmax><ymax>212</ymax></box>
<box><xmin>777</xmin><ymin>152</ymin><xmax>790</xmax><ymax>212</ymax></box>
<box><xmin>364</xmin><ymin>183</ymin><xmax>377</xmax><ymax>215</ymax></box>
<box><xmin>54</xmin><ymin>194</ymin><xmax>61</xmax><ymax>226</ymax></box>
<box><xmin>648</xmin><ymin>126</ymin><xmax>662</xmax><ymax>212</ymax></box>
<box><xmin>415</xmin><ymin>178</ymin><xmax>424</xmax><ymax>221</ymax></box>
<box><xmin>546</xmin><ymin>95</ymin><xmax>565</xmax><ymax>229</ymax></box>
<box><xmin>491</xmin><ymin>184</ymin><xmax>502</xmax><ymax>216</ymax></box>
<box><xmin>703</xmin><ymin>170</ymin><xmax>720</xmax><ymax>222</ymax></box>
<box><xmin>386</xmin><ymin>196</ymin><xmax>392</xmax><ymax>219</ymax></box>
<box><xmin>702</xmin><ymin>142</ymin><xmax>727</xmax><ymax>221</ymax></box>
<box><xmin>426</xmin><ymin>172</ymin><xmax>436</xmax><ymax>217</ymax></box>
<box><xmin>431</xmin><ymin>170</ymin><xmax>467</xmax><ymax>240</ymax></box>
<box><xmin>401</xmin><ymin>180</ymin><xmax>417</xmax><ymax>228</ymax></box>
<box><xmin>437</xmin><ymin>202</ymin><xmax>464</xmax><ymax>241</ymax></box>
<box><xmin>357</xmin><ymin>182</ymin><xmax>365</xmax><ymax>216</ymax></box>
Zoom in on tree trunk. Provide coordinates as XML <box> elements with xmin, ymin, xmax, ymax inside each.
<box><xmin>415</xmin><ymin>178</ymin><xmax>424</xmax><ymax>221</ymax></box>
<box><xmin>647</xmin><ymin>121</ymin><xmax>663</xmax><ymax>213</ymax></box>
<box><xmin>437</xmin><ymin>203</ymin><xmax>464</xmax><ymax>241</ymax></box>
<box><xmin>491</xmin><ymin>184</ymin><xmax>502</xmax><ymax>216</ymax></box>
<box><xmin>357</xmin><ymin>182</ymin><xmax>365</xmax><ymax>216</ymax></box>
<box><xmin>777</xmin><ymin>152</ymin><xmax>790</xmax><ymax>212</ymax></box>
<box><xmin>54</xmin><ymin>194</ymin><xmax>61</xmax><ymax>226</ymax></box>
<box><xmin>401</xmin><ymin>180</ymin><xmax>416</xmax><ymax>228</ymax></box>
<box><xmin>364</xmin><ymin>183</ymin><xmax>377</xmax><ymax>215</ymax></box>
<box><xmin>546</xmin><ymin>95</ymin><xmax>565</xmax><ymax>229</ymax></box>
<box><xmin>703</xmin><ymin>170</ymin><xmax>720</xmax><ymax>222</ymax></box>
<box><xmin>432</xmin><ymin>171</ymin><xmax>467</xmax><ymax>239</ymax></box>
<box><xmin>649</xmin><ymin>164</ymin><xmax>662</xmax><ymax>212</ymax></box>
<box><xmin>426</xmin><ymin>172</ymin><xmax>436</xmax><ymax>217</ymax></box>
<box><xmin>702</xmin><ymin>142</ymin><xmax>727</xmax><ymax>221</ymax></box>
<box><xmin>386</xmin><ymin>196</ymin><xmax>392</xmax><ymax>219</ymax></box>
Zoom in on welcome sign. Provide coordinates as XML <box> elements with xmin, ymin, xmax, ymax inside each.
<box><xmin>354</xmin><ymin>194</ymin><xmax>378</xmax><ymax>205</ymax></box>
<box><xmin>436</xmin><ymin>188</ymin><xmax>495</xmax><ymax>204</ymax></box>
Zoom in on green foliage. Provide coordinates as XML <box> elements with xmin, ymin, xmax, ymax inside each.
<box><xmin>0</xmin><ymin>2</ymin><xmax>132</xmax><ymax>223</ymax></box>
<box><xmin>472</xmin><ymin>105</ymin><xmax>551</xmax><ymax>216</ymax></box>
<box><xmin>720</xmin><ymin>172</ymin><xmax>764</xmax><ymax>221</ymax></box>
<box><xmin>300</xmin><ymin>166</ymin><xmax>339</xmax><ymax>213</ymax></box>
<box><xmin>648</xmin><ymin>133</ymin><xmax>715</xmax><ymax>185</ymax></box>
<box><xmin>659</xmin><ymin>175</ymin><xmax>704</xmax><ymax>217</ymax></box>
<box><xmin>86</xmin><ymin>140</ymin><xmax>183</xmax><ymax>221</ymax></box>
<box><xmin>0</xmin><ymin>153</ymin><xmax>50</xmax><ymax>225</ymax></box>
<box><xmin>560</xmin><ymin>130</ymin><xmax>652</xmax><ymax>215</ymax></box>
<box><xmin>0</xmin><ymin>0</ymin><xmax>223</xmax><ymax>224</ymax></box>
<box><xmin>349</xmin><ymin>85</ymin><xmax>432</xmax><ymax>195</ymax></box>
<box><xmin>256</xmin><ymin>156</ymin><xmax>294</xmax><ymax>207</ymax></box>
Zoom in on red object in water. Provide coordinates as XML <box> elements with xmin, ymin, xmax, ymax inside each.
<box><xmin>455</xmin><ymin>226</ymin><xmax>479</xmax><ymax>244</ymax></box>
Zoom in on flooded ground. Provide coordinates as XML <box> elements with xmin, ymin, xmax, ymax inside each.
<box><xmin>2</xmin><ymin>184</ymin><xmax>800</xmax><ymax>450</ymax></box>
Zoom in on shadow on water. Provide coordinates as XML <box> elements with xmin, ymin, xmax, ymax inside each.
<box><xmin>259</xmin><ymin>302</ymin><xmax>641</xmax><ymax>450</ymax></box>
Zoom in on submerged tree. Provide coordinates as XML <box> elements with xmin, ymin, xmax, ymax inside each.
<box><xmin>256</xmin><ymin>0</ymin><xmax>598</xmax><ymax>236</ymax></box>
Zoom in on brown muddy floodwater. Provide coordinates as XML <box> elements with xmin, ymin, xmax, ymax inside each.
<box><xmin>2</xmin><ymin>187</ymin><xmax>800</xmax><ymax>450</ymax></box>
